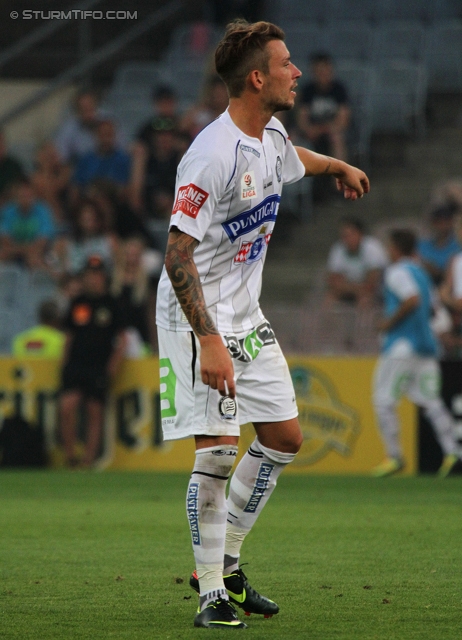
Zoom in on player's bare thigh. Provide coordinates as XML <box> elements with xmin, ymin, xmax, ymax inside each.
<box><xmin>195</xmin><ymin>434</ymin><xmax>239</xmax><ymax>449</ymax></box>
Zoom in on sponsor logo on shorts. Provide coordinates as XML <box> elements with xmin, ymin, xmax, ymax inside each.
<box><xmin>243</xmin><ymin>462</ymin><xmax>274</xmax><ymax>513</ymax></box>
<box><xmin>225</xmin><ymin>321</ymin><xmax>275</xmax><ymax>363</ymax></box>
<box><xmin>187</xmin><ymin>482</ymin><xmax>201</xmax><ymax>545</ymax></box>
<box><xmin>222</xmin><ymin>194</ymin><xmax>280</xmax><ymax>242</ymax></box>
<box><xmin>173</xmin><ymin>183</ymin><xmax>209</xmax><ymax>219</ymax></box>
<box><xmin>218</xmin><ymin>396</ymin><xmax>237</xmax><ymax>420</ymax></box>
<box><xmin>240</xmin><ymin>144</ymin><xmax>260</xmax><ymax>158</ymax></box>
<box><xmin>241</xmin><ymin>170</ymin><xmax>257</xmax><ymax>200</ymax></box>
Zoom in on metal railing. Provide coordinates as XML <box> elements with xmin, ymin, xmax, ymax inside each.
<box><xmin>0</xmin><ymin>0</ymin><xmax>182</xmax><ymax>127</ymax></box>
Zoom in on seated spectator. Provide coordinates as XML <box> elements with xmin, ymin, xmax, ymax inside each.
<box><xmin>51</xmin><ymin>198</ymin><xmax>116</xmax><ymax>276</ymax></box>
<box><xmin>54</xmin><ymin>90</ymin><xmax>103</xmax><ymax>166</ymax></box>
<box><xmin>111</xmin><ymin>236</ymin><xmax>153</xmax><ymax>357</ymax></box>
<box><xmin>31</xmin><ymin>141</ymin><xmax>71</xmax><ymax>225</ymax></box>
<box><xmin>86</xmin><ymin>180</ymin><xmax>158</xmax><ymax>249</ymax></box>
<box><xmin>0</xmin><ymin>177</ymin><xmax>55</xmax><ymax>269</ymax></box>
<box><xmin>0</xmin><ymin>130</ymin><xmax>25</xmax><ymax>206</ymax></box>
<box><xmin>12</xmin><ymin>299</ymin><xmax>65</xmax><ymax>358</ymax></box>
<box><xmin>54</xmin><ymin>90</ymin><xmax>124</xmax><ymax>166</ymax></box>
<box><xmin>180</xmin><ymin>75</ymin><xmax>229</xmax><ymax>140</ymax></box>
<box><xmin>139</xmin><ymin>85</ymin><xmax>180</xmax><ymax>136</ymax></box>
<box><xmin>297</xmin><ymin>53</ymin><xmax>350</xmax><ymax>160</ymax></box>
<box><xmin>417</xmin><ymin>203</ymin><xmax>461</xmax><ymax>286</ymax></box>
<box><xmin>130</xmin><ymin>120</ymin><xmax>181</xmax><ymax>220</ymax></box>
<box><xmin>297</xmin><ymin>53</ymin><xmax>350</xmax><ymax>201</ymax></box>
<box><xmin>72</xmin><ymin>120</ymin><xmax>131</xmax><ymax>196</ymax></box>
<box><xmin>325</xmin><ymin>217</ymin><xmax>388</xmax><ymax>307</ymax></box>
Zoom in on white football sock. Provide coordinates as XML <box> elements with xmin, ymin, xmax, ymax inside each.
<box><xmin>186</xmin><ymin>445</ymin><xmax>237</xmax><ymax>610</ymax></box>
<box><xmin>224</xmin><ymin>438</ymin><xmax>296</xmax><ymax>573</ymax></box>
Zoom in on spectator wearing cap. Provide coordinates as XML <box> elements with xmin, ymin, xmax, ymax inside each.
<box><xmin>325</xmin><ymin>216</ymin><xmax>388</xmax><ymax>307</ymax></box>
<box><xmin>72</xmin><ymin>120</ymin><xmax>131</xmax><ymax>195</ymax></box>
<box><xmin>0</xmin><ymin>177</ymin><xmax>56</xmax><ymax>269</ymax></box>
<box><xmin>12</xmin><ymin>299</ymin><xmax>65</xmax><ymax>358</ymax></box>
<box><xmin>59</xmin><ymin>255</ymin><xmax>127</xmax><ymax>468</ymax></box>
<box><xmin>417</xmin><ymin>203</ymin><xmax>461</xmax><ymax>286</ymax></box>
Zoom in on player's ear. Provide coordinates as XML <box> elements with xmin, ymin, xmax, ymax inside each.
<box><xmin>247</xmin><ymin>69</ymin><xmax>264</xmax><ymax>92</ymax></box>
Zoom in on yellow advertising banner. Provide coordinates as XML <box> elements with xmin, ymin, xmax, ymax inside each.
<box><xmin>0</xmin><ymin>356</ymin><xmax>416</xmax><ymax>475</ymax></box>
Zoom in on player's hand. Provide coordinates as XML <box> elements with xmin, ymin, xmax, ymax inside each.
<box><xmin>334</xmin><ymin>164</ymin><xmax>370</xmax><ymax>201</ymax></box>
<box><xmin>199</xmin><ymin>334</ymin><xmax>236</xmax><ymax>398</ymax></box>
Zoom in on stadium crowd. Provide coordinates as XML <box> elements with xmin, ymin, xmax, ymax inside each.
<box><xmin>1</xmin><ymin>71</ymin><xmax>462</xmax><ymax>360</ymax></box>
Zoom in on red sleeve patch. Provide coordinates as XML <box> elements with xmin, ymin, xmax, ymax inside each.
<box><xmin>173</xmin><ymin>183</ymin><xmax>209</xmax><ymax>219</ymax></box>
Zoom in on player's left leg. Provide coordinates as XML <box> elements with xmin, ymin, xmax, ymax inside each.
<box><xmin>410</xmin><ymin>358</ymin><xmax>461</xmax><ymax>477</ymax></box>
<box><xmin>222</xmin><ymin>338</ymin><xmax>301</xmax><ymax>615</ymax></box>
<box><xmin>225</xmin><ymin>418</ymin><xmax>302</xmax><ymax>575</ymax></box>
<box><xmin>371</xmin><ymin>354</ymin><xmax>410</xmax><ymax>476</ymax></box>
<box><xmin>220</xmin><ymin>418</ymin><xmax>302</xmax><ymax>615</ymax></box>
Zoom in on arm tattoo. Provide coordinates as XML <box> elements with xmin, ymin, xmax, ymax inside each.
<box><xmin>323</xmin><ymin>158</ymin><xmax>332</xmax><ymax>174</ymax></box>
<box><xmin>165</xmin><ymin>229</ymin><xmax>219</xmax><ymax>337</ymax></box>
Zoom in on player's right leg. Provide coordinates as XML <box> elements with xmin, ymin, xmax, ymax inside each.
<box><xmin>157</xmin><ymin>328</ymin><xmax>246</xmax><ymax>628</ymax></box>
<box><xmin>371</xmin><ymin>355</ymin><xmax>408</xmax><ymax>476</ymax></box>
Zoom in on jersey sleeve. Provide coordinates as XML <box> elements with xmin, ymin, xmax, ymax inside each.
<box><xmin>385</xmin><ymin>264</ymin><xmax>419</xmax><ymax>300</ymax></box>
<box><xmin>169</xmin><ymin>148</ymin><xmax>226</xmax><ymax>242</ymax></box>
<box><xmin>283</xmin><ymin>138</ymin><xmax>306</xmax><ymax>185</ymax></box>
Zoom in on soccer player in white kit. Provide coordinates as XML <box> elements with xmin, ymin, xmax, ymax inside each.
<box><xmin>156</xmin><ymin>20</ymin><xmax>370</xmax><ymax>629</ymax></box>
<box><xmin>372</xmin><ymin>229</ymin><xmax>461</xmax><ymax>478</ymax></box>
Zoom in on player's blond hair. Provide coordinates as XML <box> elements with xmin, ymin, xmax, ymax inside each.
<box><xmin>215</xmin><ymin>19</ymin><xmax>285</xmax><ymax>98</ymax></box>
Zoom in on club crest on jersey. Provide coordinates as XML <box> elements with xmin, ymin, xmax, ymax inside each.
<box><xmin>276</xmin><ymin>156</ymin><xmax>282</xmax><ymax>182</ymax></box>
<box><xmin>173</xmin><ymin>183</ymin><xmax>209</xmax><ymax>219</ymax></box>
<box><xmin>222</xmin><ymin>194</ymin><xmax>281</xmax><ymax>242</ymax></box>
<box><xmin>241</xmin><ymin>170</ymin><xmax>257</xmax><ymax>200</ymax></box>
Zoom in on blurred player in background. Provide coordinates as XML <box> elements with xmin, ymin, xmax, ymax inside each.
<box><xmin>372</xmin><ymin>229</ymin><xmax>461</xmax><ymax>478</ymax></box>
<box><xmin>156</xmin><ymin>19</ymin><xmax>369</xmax><ymax>629</ymax></box>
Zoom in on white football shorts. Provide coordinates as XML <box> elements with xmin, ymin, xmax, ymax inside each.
<box><xmin>157</xmin><ymin>323</ymin><xmax>298</xmax><ymax>441</ymax></box>
<box><xmin>373</xmin><ymin>353</ymin><xmax>442</xmax><ymax>408</ymax></box>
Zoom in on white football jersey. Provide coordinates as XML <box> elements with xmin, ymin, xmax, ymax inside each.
<box><xmin>156</xmin><ymin>109</ymin><xmax>305</xmax><ymax>334</ymax></box>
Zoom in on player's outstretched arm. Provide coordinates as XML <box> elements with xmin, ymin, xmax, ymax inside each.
<box><xmin>294</xmin><ymin>146</ymin><xmax>370</xmax><ymax>201</ymax></box>
<box><xmin>165</xmin><ymin>227</ymin><xmax>236</xmax><ymax>398</ymax></box>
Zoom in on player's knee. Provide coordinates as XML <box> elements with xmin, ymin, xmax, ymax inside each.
<box><xmin>194</xmin><ymin>445</ymin><xmax>238</xmax><ymax>478</ymax></box>
<box><xmin>256</xmin><ymin>438</ymin><xmax>300</xmax><ymax>464</ymax></box>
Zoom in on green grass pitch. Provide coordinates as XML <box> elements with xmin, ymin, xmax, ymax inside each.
<box><xmin>1</xmin><ymin>471</ymin><xmax>461</xmax><ymax>639</ymax></box>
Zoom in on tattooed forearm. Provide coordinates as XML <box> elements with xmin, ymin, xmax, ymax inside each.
<box><xmin>323</xmin><ymin>157</ymin><xmax>333</xmax><ymax>173</ymax></box>
<box><xmin>165</xmin><ymin>229</ymin><xmax>219</xmax><ymax>337</ymax></box>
